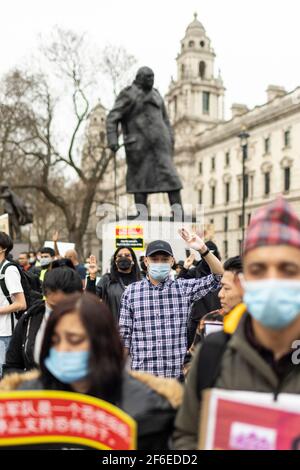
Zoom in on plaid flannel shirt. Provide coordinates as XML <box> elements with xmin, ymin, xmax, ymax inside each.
<box><xmin>119</xmin><ymin>273</ymin><xmax>221</xmax><ymax>378</ymax></box>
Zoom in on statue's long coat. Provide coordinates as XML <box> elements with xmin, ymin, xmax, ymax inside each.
<box><xmin>106</xmin><ymin>84</ymin><xmax>182</xmax><ymax>194</ymax></box>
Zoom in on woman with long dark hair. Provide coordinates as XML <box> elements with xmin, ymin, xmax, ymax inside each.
<box><xmin>86</xmin><ymin>247</ymin><xmax>141</xmax><ymax>321</ymax></box>
<box><xmin>2</xmin><ymin>293</ymin><xmax>181</xmax><ymax>449</ymax></box>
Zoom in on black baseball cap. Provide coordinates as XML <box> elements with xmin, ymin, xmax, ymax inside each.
<box><xmin>146</xmin><ymin>240</ymin><xmax>174</xmax><ymax>257</ymax></box>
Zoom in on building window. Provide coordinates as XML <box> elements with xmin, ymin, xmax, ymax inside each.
<box><xmin>181</xmin><ymin>64</ymin><xmax>185</xmax><ymax>79</ymax></box>
<box><xmin>248</xmin><ymin>213</ymin><xmax>251</xmax><ymax>225</ymax></box>
<box><xmin>188</xmin><ymin>40</ymin><xmax>195</xmax><ymax>47</ymax></box>
<box><xmin>264</xmin><ymin>172</ymin><xmax>271</xmax><ymax>195</ymax></box>
<box><xmin>199</xmin><ymin>161</ymin><xmax>202</xmax><ymax>174</ymax></box>
<box><xmin>174</xmin><ymin>95</ymin><xmax>177</xmax><ymax>116</ymax></box>
<box><xmin>284</xmin><ymin>167</ymin><xmax>291</xmax><ymax>192</ymax></box>
<box><xmin>243</xmin><ymin>174</ymin><xmax>249</xmax><ymax>200</ymax></box>
<box><xmin>210</xmin><ymin>218</ymin><xmax>214</xmax><ymax>225</ymax></box>
<box><xmin>238</xmin><ymin>214</ymin><xmax>243</xmax><ymax>228</ymax></box>
<box><xmin>199</xmin><ymin>61</ymin><xmax>206</xmax><ymax>79</ymax></box>
<box><xmin>225</xmin><ymin>152</ymin><xmax>230</xmax><ymax>167</ymax></box>
<box><xmin>198</xmin><ymin>189</ymin><xmax>203</xmax><ymax>205</ymax></box>
<box><xmin>200</xmin><ymin>40</ymin><xmax>205</xmax><ymax>48</ymax></box>
<box><xmin>223</xmin><ymin>240</ymin><xmax>228</xmax><ymax>259</ymax></box>
<box><xmin>225</xmin><ymin>182</ymin><xmax>230</xmax><ymax>204</ymax></box>
<box><xmin>100</xmin><ymin>131</ymin><xmax>105</xmax><ymax>144</ymax></box>
<box><xmin>284</xmin><ymin>130</ymin><xmax>291</xmax><ymax>148</ymax></box>
<box><xmin>224</xmin><ymin>216</ymin><xmax>228</xmax><ymax>233</ymax></box>
<box><xmin>211</xmin><ymin>186</ymin><xmax>216</xmax><ymax>207</ymax></box>
<box><xmin>203</xmin><ymin>92</ymin><xmax>210</xmax><ymax>114</ymax></box>
<box><xmin>264</xmin><ymin>137</ymin><xmax>270</xmax><ymax>154</ymax></box>
<box><xmin>211</xmin><ymin>156</ymin><xmax>215</xmax><ymax>171</ymax></box>
<box><xmin>250</xmin><ymin>175</ymin><xmax>254</xmax><ymax>200</ymax></box>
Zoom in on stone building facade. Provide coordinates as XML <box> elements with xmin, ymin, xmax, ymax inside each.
<box><xmin>83</xmin><ymin>13</ymin><xmax>300</xmax><ymax>261</ymax></box>
<box><xmin>166</xmin><ymin>13</ymin><xmax>300</xmax><ymax>258</ymax></box>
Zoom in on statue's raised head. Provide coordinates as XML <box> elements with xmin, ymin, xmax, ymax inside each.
<box><xmin>135</xmin><ymin>66</ymin><xmax>154</xmax><ymax>91</ymax></box>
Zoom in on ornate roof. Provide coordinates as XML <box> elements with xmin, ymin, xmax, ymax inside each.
<box><xmin>185</xmin><ymin>13</ymin><xmax>206</xmax><ymax>36</ymax></box>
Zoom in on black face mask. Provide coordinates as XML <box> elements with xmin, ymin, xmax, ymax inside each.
<box><xmin>116</xmin><ymin>257</ymin><xmax>132</xmax><ymax>271</ymax></box>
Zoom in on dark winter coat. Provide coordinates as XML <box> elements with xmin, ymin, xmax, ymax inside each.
<box><xmin>178</xmin><ymin>263</ymin><xmax>221</xmax><ymax>347</ymax></box>
<box><xmin>3</xmin><ymin>300</ymin><xmax>45</xmax><ymax>375</ymax></box>
<box><xmin>106</xmin><ymin>83</ymin><xmax>182</xmax><ymax>194</ymax></box>
<box><xmin>86</xmin><ymin>273</ymin><xmax>134</xmax><ymax>321</ymax></box>
<box><xmin>174</xmin><ymin>311</ymin><xmax>300</xmax><ymax>450</ymax></box>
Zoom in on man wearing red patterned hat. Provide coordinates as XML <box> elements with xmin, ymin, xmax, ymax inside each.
<box><xmin>174</xmin><ymin>196</ymin><xmax>300</xmax><ymax>450</ymax></box>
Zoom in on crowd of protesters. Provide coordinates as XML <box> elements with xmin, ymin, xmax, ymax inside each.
<box><xmin>0</xmin><ymin>196</ymin><xmax>299</xmax><ymax>449</ymax></box>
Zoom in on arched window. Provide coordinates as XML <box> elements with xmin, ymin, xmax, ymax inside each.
<box><xmin>199</xmin><ymin>61</ymin><xmax>206</xmax><ymax>79</ymax></box>
<box><xmin>174</xmin><ymin>96</ymin><xmax>177</xmax><ymax>116</ymax></box>
<box><xmin>181</xmin><ymin>64</ymin><xmax>185</xmax><ymax>79</ymax></box>
<box><xmin>100</xmin><ymin>131</ymin><xmax>105</xmax><ymax>144</ymax></box>
<box><xmin>200</xmin><ymin>40</ymin><xmax>205</xmax><ymax>48</ymax></box>
<box><xmin>188</xmin><ymin>40</ymin><xmax>195</xmax><ymax>48</ymax></box>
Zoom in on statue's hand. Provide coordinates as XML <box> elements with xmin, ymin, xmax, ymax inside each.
<box><xmin>109</xmin><ymin>143</ymin><xmax>119</xmax><ymax>153</ymax></box>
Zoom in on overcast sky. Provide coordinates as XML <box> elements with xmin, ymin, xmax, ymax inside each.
<box><xmin>1</xmin><ymin>0</ymin><xmax>300</xmax><ymax>116</ymax></box>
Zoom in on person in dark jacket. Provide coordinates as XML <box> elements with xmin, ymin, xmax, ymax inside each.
<box><xmin>2</xmin><ymin>292</ymin><xmax>182</xmax><ymax>450</ymax></box>
<box><xmin>174</xmin><ymin>197</ymin><xmax>300</xmax><ymax>450</ymax></box>
<box><xmin>177</xmin><ymin>241</ymin><xmax>222</xmax><ymax>347</ymax></box>
<box><xmin>86</xmin><ymin>247</ymin><xmax>141</xmax><ymax>321</ymax></box>
<box><xmin>3</xmin><ymin>267</ymin><xmax>83</xmax><ymax>375</ymax></box>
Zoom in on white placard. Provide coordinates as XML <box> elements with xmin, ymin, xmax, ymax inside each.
<box><xmin>44</xmin><ymin>241</ymin><xmax>75</xmax><ymax>257</ymax></box>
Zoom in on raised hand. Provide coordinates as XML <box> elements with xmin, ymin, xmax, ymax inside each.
<box><xmin>52</xmin><ymin>231</ymin><xmax>59</xmax><ymax>243</ymax></box>
<box><xmin>88</xmin><ymin>255</ymin><xmax>98</xmax><ymax>279</ymax></box>
<box><xmin>178</xmin><ymin>228</ymin><xmax>206</xmax><ymax>252</ymax></box>
<box><xmin>184</xmin><ymin>253</ymin><xmax>196</xmax><ymax>270</ymax></box>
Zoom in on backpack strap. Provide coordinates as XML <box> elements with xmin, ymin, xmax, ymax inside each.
<box><xmin>0</xmin><ymin>262</ymin><xmax>14</xmax><ymax>304</ymax></box>
<box><xmin>196</xmin><ymin>303</ymin><xmax>247</xmax><ymax>396</ymax></box>
<box><xmin>0</xmin><ymin>261</ymin><xmax>18</xmax><ymax>333</ymax></box>
<box><xmin>196</xmin><ymin>331</ymin><xmax>230</xmax><ymax>397</ymax></box>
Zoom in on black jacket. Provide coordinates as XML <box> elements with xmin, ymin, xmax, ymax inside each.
<box><xmin>17</xmin><ymin>371</ymin><xmax>177</xmax><ymax>450</ymax></box>
<box><xmin>3</xmin><ymin>300</ymin><xmax>45</xmax><ymax>375</ymax></box>
<box><xmin>178</xmin><ymin>262</ymin><xmax>221</xmax><ymax>347</ymax></box>
<box><xmin>86</xmin><ymin>273</ymin><xmax>136</xmax><ymax>321</ymax></box>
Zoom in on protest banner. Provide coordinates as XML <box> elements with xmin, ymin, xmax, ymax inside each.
<box><xmin>115</xmin><ymin>225</ymin><xmax>144</xmax><ymax>250</ymax></box>
<box><xmin>199</xmin><ymin>389</ymin><xmax>300</xmax><ymax>450</ymax></box>
<box><xmin>0</xmin><ymin>390</ymin><xmax>136</xmax><ymax>450</ymax></box>
<box><xmin>44</xmin><ymin>241</ymin><xmax>75</xmax><ymax>257</ymax></box>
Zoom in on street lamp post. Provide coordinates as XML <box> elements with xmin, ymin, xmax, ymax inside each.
<box><xmin>238</xmin><ymin>130</ymin><xmax>250</xmax><ymax>249</ymax></box>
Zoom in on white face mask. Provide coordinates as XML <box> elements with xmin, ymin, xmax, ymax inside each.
<box><xmin>40</xmin><ymin>258</ymin><xmax>52</xmax><ymax>267</ymax></box>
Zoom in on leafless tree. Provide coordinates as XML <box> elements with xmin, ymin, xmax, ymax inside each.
<box><xmin>101</xmin><ymin>44</ymin><xmax>137</xmax><ymax>98</ymax></box>
<box><xmin>0</xmin><ymin>29</ymin><xmax>137</xmax><ymax>257</ymax></box>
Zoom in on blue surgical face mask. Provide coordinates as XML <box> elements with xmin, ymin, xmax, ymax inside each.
<box><xmin>45</xmin><ymin>348</ymin><xmax>90</xmax><ymax>384</ymax></box>
<box><xmin>148</xmin><ymin>263</ymin><xmax>171</xmax><ymax>282</ymax></box>
<box><xmin>243</xmin><ymin>278</ymin><xmax>300</xmax><ymax>330</ymax></box>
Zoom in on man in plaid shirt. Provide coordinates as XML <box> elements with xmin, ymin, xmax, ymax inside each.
<box><xmin>119</xmin><ymin>228</ymin><xmax>224</xmax><ymax>379</ymax></box>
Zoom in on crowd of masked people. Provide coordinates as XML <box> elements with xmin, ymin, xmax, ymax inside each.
<box><xmin>0</xmin><ymin>196</ymin><xmax>299</xmax><ymax>449</ymax></box>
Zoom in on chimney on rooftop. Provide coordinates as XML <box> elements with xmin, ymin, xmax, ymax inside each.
<box><xmin>266</xmin><ymin>85</ymin><xmax>286</xmax><ymax>102</ymax></box>
<box><xmin>231</xmin><ymin>103</ymin><xmax>249</xmax><ymax>119</ymax></box>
